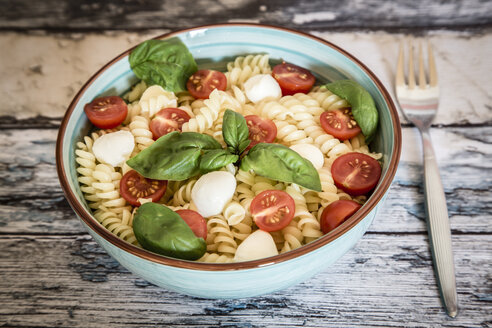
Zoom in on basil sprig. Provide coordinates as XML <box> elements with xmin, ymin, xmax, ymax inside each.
<box><xmin>129</xmin><ymin>38</ymin><xmax>197</xmax><ymax>93</ymax></box>
<box><xmin>200</xmin><ymin>149</ymin><xmax>238</xmax><ymax>173</ymax></box>
<box><xmin>127</xmin><ymin>110</ymin><xmax>321</xmax><ymax>191</ymax></box>
<box><xmin>133</xmin><ymin>202</ymin><xmax>206</xmax><ymax>260</ymax></box>
<box><xmin>324</xmin><ymin>80</ymin><xmax>379</xmax><ymax>144</ymax></box>
<box><xmin>126</xmin><ymin>131</ymin><xmax>236</xmax><ymax>181</ymax></box>
<box><xmin>222</xmin><ymin>109</ymin><xmax>250</xmax><ymax>154</ymax></box>
<box><xmin>240</xmin><ymin>143</ymin><xmax>322</xmax><ymax>192</ymax></box>
<box><xmin>223</xmin><ymin>109</ymin><xmax>321</xmax><ymax>191</ymax></box>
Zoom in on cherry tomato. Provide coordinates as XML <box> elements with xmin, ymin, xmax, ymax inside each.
<box><xmin>320</xmin><ymin>108</ymin><xmax>362</xmax><ymax>141</ymax></box>
<box><xmin>250</xmin><ymin>190</ymin><xmax>295</xmax><ymax>232</ymax></box>
<box><xmin>149</xmin><ymin>108</ymin><xmax>191</xmax><ymax>140</ymax></box>
<box><xmin>320</xmin><ymin>200</ymin><xmax>361</xmax><ymax>234</ymax></box>
<box><xmin>175</xmin><ymin>209</ymin><xmax>207</xmax><ymax>240</ymax></box>
<box><xmin>120</xmin><ymin>170</ymin><xmax>167</xmax><ymax>207</ymax></box>
<box><xmin>84</xmin><ymin>96</ymin><xmax>128</xmax><ymax>129</ymax></box>
<box><xmin>331</xmin><ymin>153</ymin><xmax>382</xmax><ymax>196</ymax></box>
<box><xmin>186</xmin><ymin>69</ymin><xmax>227</xmax><ymax>99</ymax></box>
<box><xmin>271</xmin><ymin>62</ymin><xmax>315</xmax><ymax>96</ymax></box>
<box><xmin>244</xmin><ymin>115</ymin><xmax>277</xmax><ymax>150</ymax></box>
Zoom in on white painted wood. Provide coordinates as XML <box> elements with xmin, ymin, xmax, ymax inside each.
<box><xmin>0</xmin><ymin>31</ymin><xmax>490</xmax><ymax>125</ymax></box>
<box><xmin>0</xmin><ymin>8</ymin><xmax>490</xmax><ymax>325</ymax></box>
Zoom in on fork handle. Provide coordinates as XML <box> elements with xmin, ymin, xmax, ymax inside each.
<box><xmin>421</xmin><ymin>128</ymin><xmax>458</xmax><ymax>317</ymax></box>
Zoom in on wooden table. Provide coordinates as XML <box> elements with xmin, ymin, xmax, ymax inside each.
<box><xmin>1</xmin><ymin>1</ymin><xmax>491</xmax><ymax>327</ymax></box>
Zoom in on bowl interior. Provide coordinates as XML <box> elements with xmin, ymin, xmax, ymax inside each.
<box><xmin>59</xmin><ymin>24</ymin><xmax>400</xmax><ymax>268</ymax></box>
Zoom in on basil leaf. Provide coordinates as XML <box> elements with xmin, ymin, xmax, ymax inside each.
<box><xmin>133</xmin><ymin>202</ymin><xmax>206</xmax><ymax>260</ymax></box>
<box><xmin>240</xmin><ymin>143</ymin><xmax>322</xmax><ymax>191</ymax></box>
<box><xmin>200</xmin><ymin>149</ymin><xmax>238</xmax><ymax>173</ymax></box>
<box><xmin>129</xmin><ymin>38</ymin><xmax>197</xmax><ymax>93</ymax></box>
<box><xmin>324</xmin><ymin>80</ymin><xmax>379</xmax><ymax>143</ymax></box>
<box><xmin>126</xmin><ymin>131</ymin><xmax>222</xmax><ymax>181</ymax></box>
<box><xmin>222</xmin><ymin>109</ymin><xmax>251</xmax><ymax>154</ymax></box>
<box><xmin>239</xmin><ymin>139</ymin><xmax>251</xmax><ymax>154</ymax></box>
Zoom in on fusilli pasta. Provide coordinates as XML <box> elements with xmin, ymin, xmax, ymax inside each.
<box><xmin>75</xmin><ymin>53</ymin><xmax>382</xmax><ymax>263</ymax></box>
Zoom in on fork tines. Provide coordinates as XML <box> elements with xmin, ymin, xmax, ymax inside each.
<box><xmin>396</xmin><ymin>40</ymin><xmax>438</xmax><ymax>90</ymax></box>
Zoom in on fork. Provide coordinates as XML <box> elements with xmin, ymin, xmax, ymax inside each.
<box><xmin>396</xmin><ymin>40</ymin><xmax>458</xmax><ymax>318</ymax></box>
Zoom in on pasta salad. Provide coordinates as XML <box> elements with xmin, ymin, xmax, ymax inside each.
<box><xmin>75</xmin><ymin>38</ymin><xmax>382</xmax><ymax>263</ymax></box>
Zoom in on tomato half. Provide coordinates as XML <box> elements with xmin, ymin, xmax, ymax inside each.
<box><xmin>187</xmin><ymin>69</ymin><xmax>227</xmax><ymax>99</ymax></box>
<box><xmin>244</xmin><ymin>115</ymin><xmax>277</xmax><ymax>150</ymax></box>
<box><xmin>250</xmin><ymin>190</ymin><xmax>295</xmax><ymax>232</ymax></box>
<box><xmin>120</xmin><ymin>170</ymin><xmax>167</xmax><ymax>207</ymax></box>
<box><xmin>84</xmin><ymin>96</ymin><xmax>128</xmax><ymax>129</ymax></box>
<box><xmin>149</xmin><ymin>108</ymin><xmax>191</xmax><ymax>140</ymax></box>
<box><xmin>175</xmin><ymin>209</ymin><xmax>207</xmax><ymax>240</ymax></box>
<box><xmin>272</xmin><ymin>62</ymin><xmax>315</xmax><ymax>96</ymax></box>
<box><xmin>320</xmin><ymin>108</ymin><xmax>362</xmax><ymax>141</ymax></box>
<box><xmin>320</xmin><ymin>200</ymin><xmax>361</xmax><ymax>234</ymax></box>
<box><xmin>331</xmin><ymin>153</ymin><xmax>382</xmax><ymax>196</ymax></box>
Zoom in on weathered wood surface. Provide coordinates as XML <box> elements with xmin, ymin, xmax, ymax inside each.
<box><xmin>1</xmin><ymin>234</ymin><xmax>490</xmax><ymax>328</ymax></box>
<box><xmin>1</xmin><ymin>1</ymin><xmax>491</xmax><ymax>326</ymax></box>
<box><xmin>1</xmin><ymin>0</ymin><xmax>491</xmax><ymax>31</ymax></box>
<box><xmin>1</xmin><ymin>31</ymin><xmax>491</xmax><ymax>124</ymax></box>
<box><xmin>1</xmin><ymin>127</ymin><xmax>491</xmax><ymax>236</ymax></box>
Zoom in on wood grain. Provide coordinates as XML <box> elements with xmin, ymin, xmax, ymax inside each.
<box><xmin>0</xmin><ymin>0</ymin><xmax>491</xmax><ymax>31</ymax></box>
<box><xmin>0</xmin><ymin>4</ymin><xmax>491</xmax><ymax>325</ymax></box>
<box><xmin>1</xmin><ymin>127</ymin><xmax>490</xmax><ymax>236</ymax></box>
<box><xmin>1</xmin><ymin>234</ymin><xmax>490</xmax><ymax>327</ymax></box>
<box><xmin>1</xmin><ymin>31</ymin><xmax>491</xmax><ymax>125</ymax></box>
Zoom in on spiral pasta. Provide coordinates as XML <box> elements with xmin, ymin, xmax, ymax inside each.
<box><xmin>123</xmin><ymin>101</ymin><xmax>143</xmax><ymax>125</ymax></box>
<box><xmin>182</xmin><ymin>89</ymin><xmax>241</xmax><ymax>133</ymax></box>
<box><xmin>76</xmin><ymin>53</ymin><xmax>382</xmax><ymax>263</ymax></box>
<box><xmin>274</xmin><ymin>119</ymin><xmax>308</xmax><ymax>146</ymax></box>
<box><xmin>139</xmin><ymin>85</ymin><xmax>178</xmax><ymax>118</ymax></box>
<box><xmin>206</xmin><ymin>214</ymin><xmax>237</xmax><ymax>256</ymax></box>
<box><xmin>225</xmin><ymin>54</ymin><xmax>271</xmax><ymax>89</ymax></box>
<box><xmin>251</xmin><ymin>98</ymin><xmax>294</xmax><ymax>121</ymax></box>
<box><xmin>93</xmin><ymin>206</ymin><xmax>138</xmax><ymax>245</ymax></box>
<box><xmin>317</xmin><ymin>166</ymin><xmax>341</xmax><ymax>207</ymax></box>
<box><xmin>123</xmin><ymin>80</ymin><xmax>148</xmax><ymax>103</ymax></box>
<box><xmin>92</xmin><ymin>164</ymin><xmax>128</xmax><ymax>212</ymax></box>
<box><xmin>235</xmin><ymin>170</ymin><xmax>257</xmax><ymax>213</ymax></box>
<box><xmin>306</xmin><ymin>124</ymin><xmax>352</xmax><ymax>158</ymax></box>
<box><xmin>280</xmin><ymin>220</ymin><xmax>304</xmax><ymax>253</ymax></box>
<box><xmin>75</xmin><ymin>136</ymin><xmax>101</xmax><ymax>209</ymax></box>
<box><xmin>308</xmin><ymin>86</ymin><xmax>349</xmax><ymax>110</ymax></box>
<box><xmin>129</xmin><ymin>115</ymin><xmax>154</xmax><ymax>152</ymax></box>
<box><xmin>231</xmin><ymin>215</ymin><xmax>253</xmax><ymax>244</ymax></box>
<box><xmin>285</xmin><ymin>184</ymin><xmax>323</xmax><ymax>243</ymax></box>
<box><xmin>291</xmin><ymin>93</ymin><xmax>325</xmax><ymax>117</ymax></box>
<box><xmin>171</xmin><ymin>178</ymin><xmax>197</xmax><ymax>207</ymax></box>
<box><xmin>197</xmin><ymin>252</ymin><xmax>234</xmax><ymax>263</ymax></box>
<box><xmin>222</xmin><ymin>200</ymin><xmax>246</xmax><ymax>226</ymax></box>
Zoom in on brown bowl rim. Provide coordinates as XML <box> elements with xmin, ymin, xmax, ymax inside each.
<box><xmin>56</xmin><ymin>22</ymin><xmax>402</xmax><ymax>271</ymax></box>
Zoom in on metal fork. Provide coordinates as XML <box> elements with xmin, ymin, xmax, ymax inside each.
<box><xmin>396</xmin><ymin>40</ymin><xmax>458</xmax><ymax>318</ymax></box>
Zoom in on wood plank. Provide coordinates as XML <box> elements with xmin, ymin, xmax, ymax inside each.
<box><xmin>1</xmin><ymin>127</ymin><xmax>491</xmax><ymax>235</ymax></box>
<box><xmin>0</xmin><ymin>0</ymin><xmax>491</xmax><ymax>31</ymax></box>
<box><xmin>0</xmin><ymin>31</ymin><xmax>491</xmax><ymax>125</ymax></box>
<box><xmin>0</xmin><ymin>234</ymin><xmax>490</xmax><ymax>327</ymax></box>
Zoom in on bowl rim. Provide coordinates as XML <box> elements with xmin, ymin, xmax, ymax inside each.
<box><xmin>56</xmin><ymin>22</ymin><xmax>401</xmax><ymax>271</ymax></box>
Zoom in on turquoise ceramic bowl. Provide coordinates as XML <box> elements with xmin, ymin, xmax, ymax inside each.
<box><xmin>57</xmin><ymin>24</ymin><xmax>401</xmax><ymax>299</ymax></box>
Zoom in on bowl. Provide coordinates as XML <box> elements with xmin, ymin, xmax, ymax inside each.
<box><xmin>56</xmin><ymin>23</ymin><xmax>401</xmax><ymax>299</ymax></box>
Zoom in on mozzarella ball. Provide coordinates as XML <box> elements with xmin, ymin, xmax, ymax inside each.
<box><xmin>289</xmin><ymin>144</ymin><xmax>324</xmax><ymax>170</ymax></box>
<box><xmin>191</xmin><ymin>171</ymin><xmax>236</xmax><ymax>217</ymax></box>
<box><xmin>92</xmin><ymin>130</ymin><xmax>135</xmax><ymax>167</ymax></box>
<box><xmin>244</xmin><ymin>74</ymin><xmax>282</xmax><ymax>103</ymax></box>
<box><xmin>234</xmin><ymin>230</ymin><xmax>279</xmax><ymax>262</ymax></box>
